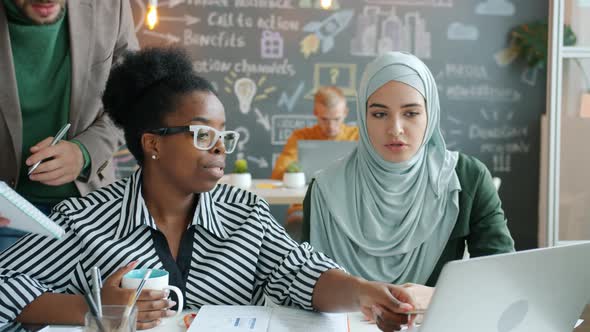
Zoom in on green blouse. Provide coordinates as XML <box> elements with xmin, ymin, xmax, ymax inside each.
<box><xmin>302</xmin><ymin>153</ymin><xmax>515</xmax><ymax>286</ymax></box>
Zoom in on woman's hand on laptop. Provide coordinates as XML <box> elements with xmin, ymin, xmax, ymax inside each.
<box><xmin>357</xmin><ymin>280</ymin><xmax>417</xmax><ymax>331</ymax></box>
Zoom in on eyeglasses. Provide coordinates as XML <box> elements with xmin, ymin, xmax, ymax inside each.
<box><xmin>147</xmin><ymin>125</ymin><xmax>240</xmax><ymax>154</ymax></box>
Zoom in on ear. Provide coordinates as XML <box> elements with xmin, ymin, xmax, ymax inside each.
<box><xmin>141</xmin><ymin>132</ymin><xmax>160</xmax><ymax>160</ymax></box>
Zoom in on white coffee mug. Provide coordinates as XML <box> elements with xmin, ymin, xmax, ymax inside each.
<box><xmin>121</xmin><ymin>268</ymin><xmax>184</xmax><ymax>317</ymax></box>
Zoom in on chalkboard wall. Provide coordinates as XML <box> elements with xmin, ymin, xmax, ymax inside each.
<box><xmin>122</xmin><ymin>0</ymin><xmax>548</xmax><ymax>250</ymax></box>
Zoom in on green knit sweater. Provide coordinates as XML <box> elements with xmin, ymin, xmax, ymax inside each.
<box><xmin>302</xmin><ymin>153</ymin><xmax>515</xmax><ymax>286</ymax></box>
<box><xmin>4</xmin><ymin>0</ymin><xmax>87</xmax><ymax>204</ymax></box>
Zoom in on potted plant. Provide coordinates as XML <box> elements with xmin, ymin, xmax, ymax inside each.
<box><xmin>496</xmin><ymin>21</ymin><xmax>577</xmax><ymax>73</ymax></box>
<box><xmin>283</xmin><ymin>161</ymin><xmax>306</xmax><ymax>188</ymax></box>
<box><xmin>231</xmin><ymin>159</ymin><xmax>252</xmax><ymax>189</ymax></box>
<box><xmin>504</xmin><ymin>21</ymin><xmax>576</xmax><ymax>69</ymax></box>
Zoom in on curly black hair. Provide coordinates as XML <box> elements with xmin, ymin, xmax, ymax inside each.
<box><xmin>102</xmin><ymin>47</ymin><xmax>216</xmax><ymax>165</ymax></box>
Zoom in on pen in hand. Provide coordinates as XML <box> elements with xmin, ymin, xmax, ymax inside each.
<box><xmin>28</xmin><ymin>123</ymin><xmax>71</xmax><ymax>176</ymax></box>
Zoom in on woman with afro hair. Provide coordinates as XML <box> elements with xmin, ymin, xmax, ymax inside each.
<box><xmin>0</xmin><ymin>48</ymin><xmax>419</xmax><ymax>331</ymax></box>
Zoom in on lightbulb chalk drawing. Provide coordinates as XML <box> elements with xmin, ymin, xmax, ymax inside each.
<box><xmin>224</xmin><ymin>72</ymin><xmax>277</xmax><ymax>115</ymax></box>
<box><xmin>234</xmin><ymin>78</ymin><xmax>257</xmax><ymax>114</ymax></box>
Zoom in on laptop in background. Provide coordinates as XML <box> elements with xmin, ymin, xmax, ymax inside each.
<box><xmin>416</xmin><ymin>242</ymin><xmax>590</xmax><ymax>332</ymax></box>
<box><xmin>297</xmin><ymin>140</ymin><xmax>356</xmax><ymax>183</ymax></box>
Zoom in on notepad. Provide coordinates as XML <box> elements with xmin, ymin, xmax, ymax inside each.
<box><xmin>0</xmin><ymin>181</ymin><xmax>65</xmax><ymax>239</ymax></box>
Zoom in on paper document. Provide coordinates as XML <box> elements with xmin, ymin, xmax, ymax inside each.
<box><xmin>189</xmin><ymin>305</ymin><xmax>348</xmax><ymax>332</ymax></box>
<box><xmin>41</xmin><ymin>327</ymin><xmax>83</xmax><ymax>332</ymax></box>
<box><xmin>269</xmin><ymin>306</ymin><xmax>347</xmax><ymax>332</ymax></box>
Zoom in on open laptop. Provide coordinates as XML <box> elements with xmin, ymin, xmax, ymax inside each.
<box><xmin>415</xmin><ymin>242</ymin><xmax>590</xmax><ymax>332</ymax></box>
<box><xmin>297</xmin><ymin>140</ymin><xmax>356</xmax><ymax>183</ymax></box>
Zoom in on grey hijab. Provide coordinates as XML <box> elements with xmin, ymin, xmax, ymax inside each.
<box><xmin>309</xmin><ymin>52</ymin><xmax>461</xmax><ymax>284</ymax></box>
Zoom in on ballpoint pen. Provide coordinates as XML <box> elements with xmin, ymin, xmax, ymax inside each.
<box><xmin>92</xmin><ymin>266</ymin><xmax>103</xmax><ymax>317</ymax></box>
<box><xmin>84</xmin><ymin>292</ymin><xmax>106</xmax><ymax>332</ymax></box>
<box><xmin>28</xmin><ymin>123</ymin><xmax>71</xmax><ymax>175</ymax></box>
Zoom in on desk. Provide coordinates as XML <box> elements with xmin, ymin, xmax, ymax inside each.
<box><xmin>147</xmin><ymin>305</ymin><xmax>590</xmax><ymax>332</ymax></box>
<box><xmin>218</xmin><ymin>177</ymin><xmax>307</xmax><ymax>205</ymax></box>
<box><xmin>33</xmin><ymin>307</ymin><xmax>589</xmax><ymax>332</ymax></box>
<box><xmin>148</xmin><ymin>307</ymin><xmax>590</xmax><ymax>332</ymax></box>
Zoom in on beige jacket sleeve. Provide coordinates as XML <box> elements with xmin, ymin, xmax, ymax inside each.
<box><xmin>72</xmin><ymin>0</ymin><xmax>139</xmax><ymax>190</ymax></box>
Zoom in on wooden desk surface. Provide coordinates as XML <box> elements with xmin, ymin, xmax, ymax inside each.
<box><xmin>218</xmin><ymin>177</ymin><xmax>307</xmax><ymax>205</ymax></box>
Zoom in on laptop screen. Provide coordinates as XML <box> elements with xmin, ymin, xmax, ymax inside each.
<box><xmin>297</xmin><ymin>140</ymin><xmax>357</xmax><ymax>183</ymax></box>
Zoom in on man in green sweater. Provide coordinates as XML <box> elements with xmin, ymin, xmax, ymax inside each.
<box><xmin>0</xmin><ymin>0</ymin><xmax>139</xmax><ymax>250</ymax></box>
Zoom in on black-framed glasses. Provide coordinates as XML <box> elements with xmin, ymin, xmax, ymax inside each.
<box><xmin>147</xmin><ymin>125</ymin><xmax>240</xmax><ymax>153</ymax></box>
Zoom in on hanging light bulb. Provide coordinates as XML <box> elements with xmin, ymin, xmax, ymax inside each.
<box><xmin>320</xmin><ymin>0</ymin><xmax>332</xmax><ymax>10</ymax></box>
<box><xmin>147</xmin><ymin>0</ymin><xmax>158</xmax><ymax>30</ymax></box>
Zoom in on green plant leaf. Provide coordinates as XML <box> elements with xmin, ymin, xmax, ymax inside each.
<box><xmin>509</xmin><ymin>21</ymin><xmax>577</xmax><ymax>69</ymax></box>
<box><xmin>286</xmin><ymin>161</ymin><xmax>302</xmax><ymax>173</ymax></box>
<box><xmin>234</xmin><ymin>159</ymin><xmax>248</xmax><ymax>173</ymax></box>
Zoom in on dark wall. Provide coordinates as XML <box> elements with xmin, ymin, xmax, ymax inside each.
<box><xmin>121</xmin><ymin>0</ymin><xmax>548</xmax><ymax>250</ymax></box>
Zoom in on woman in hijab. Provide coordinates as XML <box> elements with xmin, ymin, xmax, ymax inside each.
<box><xmin>301</xmin><ymin>52</ymin><xmax>515</xmax><ymax>294</ymax></box>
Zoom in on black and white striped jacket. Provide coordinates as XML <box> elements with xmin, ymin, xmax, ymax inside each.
<box><xmin>0</xmin><ymin>170</ymin><xmax>340</xmax><ymax>322</ymax></box>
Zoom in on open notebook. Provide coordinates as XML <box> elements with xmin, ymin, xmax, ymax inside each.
<box><xmin>0</xmin><ymin>181</ymin><xmax>65</xmax><ymax>239</ymax></box>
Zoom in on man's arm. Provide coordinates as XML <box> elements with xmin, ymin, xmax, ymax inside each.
<box><xmin>271</xmin><ymin>133</ymin><xmax>300</xmax><ymax>180</ymax></box>
<box><xmin>71</xmin><ymin>0</ymin><xmax>139</xmax><ymax>185</ymax></box>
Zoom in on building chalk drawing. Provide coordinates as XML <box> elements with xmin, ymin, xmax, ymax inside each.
<box><xmin>350</xmin><ymin>6</ymin><xmax>431</xmax><ymax>59</ymax></box>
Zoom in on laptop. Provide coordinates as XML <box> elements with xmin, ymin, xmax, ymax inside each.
<box><xmin>297</xmin><ymin>140</ymin><xmax>356</xmax><ymax>183</ymax></box>
<box><xmin>415</xmin><ymin>242</ymin><xmax>590</xmax><ymax>332</ymax></box>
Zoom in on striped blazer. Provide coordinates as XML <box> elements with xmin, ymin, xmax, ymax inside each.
<box><xmin>0</xmin><ymin>170</ymin><xmax>340</xmax><ymax>322</ymax></box>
